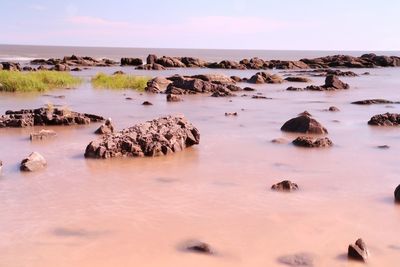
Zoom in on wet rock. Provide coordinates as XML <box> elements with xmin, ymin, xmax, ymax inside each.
<box><xmin>30</xmin><ymin>129</ymin><xmax>57</xmax><ymax>141</ymax></box>
<box><xmin>368</xmin><ymin>113</ymin><xmax>400</xmax><ymax>126</ymax></box>
<box><xmin>225</xmin><ymin>112</ymin><xmax>238</xmax><ymax>116</ymax></box>
<box><xmin>142</xmin><ymin>101</ymin><xmax>153</xmax><ymax>106</ymax></box>
<box><xmin>298</xmin><ymin>111</ymin><xmax>312</xmax><ymax>117</ymax></box>
<box><xmin>180</xmin><ymin>57</ymin><xmax>207</xmax><ymax>68</ymax></box>
<box><xmin>328</xmin><ymin>106</ymin><xmax>340</xmax><ymax>112</ymax></box>
<box><xmin>351</xmin><ymin>99</ymin><xmax>399</xmax><ymax>105</ymax></box>
<box><xmin>53</xmin><ymin>63</ymin><xmax>70</xmax><ymax>71</ymax></box>
<box><xmin>0</xmin><ymin>62</ymin><xmax>21</xmax><ymax>71</ymax></box>
<box><xmin>145</xmin><ymin>77</ymin><xmax>172</xmax><ymax>93</ymax></box>
<box><xmin>287</xmin><ymin>86</ymin><xmax>303</xmax><ymax>91</ymax></box>
<box><xmin>156</xmin><ymin>56</ymin><xmax>186</xmax><ymax>68</ymax></box>
<box><xmin>324</xmin><ymin>75</ymin><xmax>349</xmax><ymax>89</ymax></box>
<box><xmin>252</xmin><ymin>95</ymin><xmax>271</xmax><ymax>99</ymax></box>
<box><xmin>136</xmin><ymin>63</ymin><xmax>166</xmax><ymax>70</ymax></box>
<box><xmin>292</xmin><ymin>136</ymin><xmax>333</xmax><ymax>148</ymax></box>
<box><xmin>121</xmin><ymin>57</ymin><xmax>143</xmax><ymax>66</ymax></box>
<box><xmin>395</xmin><ymin>185</ymin><xmax>400</xmax><ymax>202</ymax></box>
<box><xmin>95</xmin><ymin>118</ymin><xmax>114</xmax><ymax>135</ymax></box>
<box><xmin>248</xmin><ymin>72</ymin><xmax>283</xmax><ymax>84</ymax></box>
<box><xmin>271</xmin><ymin>180</ymin><xmax>299</xmax><ymax>192</ymax></box>
<box><xmin>281</xmin><ymin>115</ymin><xmax>328</xmax><ymax>134</ymax></box>
<box><xmin>207</xmin><ymin>60</ymin><xmax>246</xmax><ymax>70</ymax></box>
<box><xmin>0</xmin><ymin>107</ymin><xmax>104</xmax><ymax>128</ymax></box>
<box><xmin>84</xmin><ymin>115</ymin><xmax>200</xmax><ymax>159</ymax></box>
<box><xmin>230</xmin><ymin>76</ymin><xmax>242</xmax><ymax>82</ymax></box>
<box><xmin>20</xmin><ymin>152</ymin><xmax>47</xmax><ymax>172</ymax></box>
<box><xmin>243</xmin><ymin>87</ymin><xmax>256</xmax><ymax>91</ymax></box>
<box><xmin>146</xmin><ymin>54</ymin><xmax>157</xmax><ymax>65</ymax></box>
<box><xmin>284</xmin><ymin>76</ymin><xmax>312</xmax><ymax>83</ymax></box>
<box><xmin>348</xmin><ymin>238</ymin><xmax>368</xmax><ymax>262</ymax></box>
<box><xmin>278</xmin><ymin>253</ymin><xmax>314</xmax><ymax>266</ymax></box>
<box><xmin>166</xmin><ymin>94</ymin><xmax>182</xmax><ymax>102</ymax></box>
<box><xmin>185</xmin><ymin>240</ymin><xmax>213</xmax><ymax>254</ymax></box>
<box><xmin>113</xmin><ymin>70</ymin><xmax>125</xmax><ymax>75</ymax></box>
<box><xmin>377</xmin><ymin>145</ymin><xmax>390</xmax><ymax>149</ymax></box>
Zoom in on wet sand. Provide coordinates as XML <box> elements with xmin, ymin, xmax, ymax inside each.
<box><xmin>0</xmin><ymin>65</ymin><xmax>400</xmax><ymax>266</ymax></box>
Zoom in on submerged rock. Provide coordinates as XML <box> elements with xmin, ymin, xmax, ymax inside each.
<box><xmin>95</xmin><ymin>118</ymin><xmax>115</xmax><ymax>135</ymax></box>
<box><xmin>271</xmin><ymin>180</ymin><xmax>299</xmax><ymax>192</ymax></box>
<box><xmin>84</xmin><ymin>115</ymin><xmax>200</xmax><ymax>159</ymax></box>
<box><xmin>20</xmin><ymin>152</ymin><xmax>47</xmax><ymax>172</ymax></box>
<box><xmin>225</xmin><ymin>112</ymin><xmax>238</xmax><ymax>116</ymax></box>
<box><xmin>328</xmin><ymin>106</ymin><xmax>340</xmax><ymax>112</ymax></box>
<box><xmin>30</xmin><ymin>129</ymin><xmax>57</xmax><ymax>141</ymax></box>
<box><xmin>166</xmin><ymin>94</ymin><xmax>183</xmax><ymax>102</ymax></box>
<box><xmin>395</xmin><ymin>185</ymin><xmax>400</xmax><ymax>202</ymax></box>
<box><xmin>281</xmin><ymin>115</ymin><xmax>328</xmax><ymax>134</ymax></box>
<box><xmin>348</xmin><ymin>238</ymin><xmax>369</xmax><ymax>262</ymax></box>
<box><xmin>368</xmin><ymin>113</ymin><xmax>400</xmax><ymax>126</ymax></box>
<box><xmin>284</xmin><ymin>76</ymin><xmax>312</xmax><ymax>83</ymax></box>
<box><xmin>0</xmin><ymin>107</ymin><xmax>104</xmax><ymax>128</ymax></box>
<box><xmin>300</xmin><ymin>75</ymin><xmax>349</xmax><ymax>91</ymax></box>
<box><xmin>121</xmin><ymin>57</ymin><xmax>143</xmax><ymax>66</ymax></box>
<box><xmin>351</xmin><ymin>99</ymin><xmax>399</xmax><ymax>105</ymax></box>
<box><xmin>142</xmin><ymin>101</ymin><xmax>153</xmax><ymax>106</ymax></box>
<box><xmin>278</xmin><ymin>253</ymin><xmax>314</xmax><ymax>266</ymax></box>
<box><xmin>185</xmin><ymin>240</ymin><xmax>213</xmax><ymax>254</ymax></box>
<box><xmin>248</xmin><ymin>72</ymin><xmax>283</xmax><ymax>84</ymax></box>
<box><xmin>292</xmin><ymin>136</ymin><xmax>333</xmax><ymax>148</ymax></box>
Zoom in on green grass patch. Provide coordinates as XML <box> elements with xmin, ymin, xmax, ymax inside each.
<box><xmin>91</xmin><ymin>73</ymin><xmax>150</xmax><ymax>91</ymax></box>
<box><xmin>0</xmin><ymin>70</ymin><xmax>82</xmax><ymax>92</ymax></box>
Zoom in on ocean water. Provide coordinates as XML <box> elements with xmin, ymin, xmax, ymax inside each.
<box><xmin>0</xmin><ymin>45</ymin><xmax>400</xmax><ymax>267</ymax></box>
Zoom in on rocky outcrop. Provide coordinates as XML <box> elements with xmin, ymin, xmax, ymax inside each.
<box><xmin>301</xmin><ymin>54</ymin><xmax>400</xmax><ymax>68</ymax></box>
<box><xmin>351</xmin><ymin>99</ymin><xmax>400</xmax><ymax>105</ymax></box>
<box><xmin>395</xmin><ymin>185</ymin><xmax>400</xmax><ymax>202</ymax></box>
<box><xmin>207</xmin><ymin>60</ymin><xmax>246</xmax><ymax>70</ymax></box>
<box><xmin>284</xmin><ymin>76</ymin><xmax>312</xmax><ymax>83</ymax></box>
<box><xmin>248</xmin><ymin>72</ymin><xmax>283</xmax><ymax>84</ymax></box>
<box><xmin>292</xmin><ymin>136</ymin><xmax>333</xmax><ymax>148</ymax></box>
<box><xmin>155</xmin><ymin>56</ymin><xmax>186</xmax><ymax>68</ymax></box>
<box><xmin>368</xmin><ymin>113</ymin><xmax>400</xmax><ymax>126</ymax></box>
<box><xmin>121</xmin><ymin>57</ymin><xmax>143</xmax><ymax>66</ymax></box>
<box><xmin>95</xmin><ymin>118</ymin><xmax>114</xmax><ymax>135</ymax></box>
<box><xmin>0</xmin><ymin>62</ymin><xmax>21</xmax><ymax>71</ymax></box>
<box><xmin>348</xmin><ymin>238</ymin><xmax>368</xmax><ymax>262</ymax></box>
<box><xmin>136</xmin><ymin>63</ymin><xmax>166</xmax><ymax>70</ymax></box>
<box><xmin>84</xmin><ymin>115</ymin><xmax>200</xmax><ymax>159</ymax></box>
<box><xmin>145</xmin><ymin>77</ymin><xmax>172</xmax><ymax>93</ymax></box>
<box><xmin>0</xmin><ymin>107</ymin><xmax>104</xmax><ymax>128</ymax></box>
<box><xmin>30</xmin><ymin>129</ymin><xmax>57</xmax><ymax>141</ymax></box>
<box><xmin>20</xmin><ymin>152</ymin><xmax>47</xmax><ymax>172</ymax></box>
<box><xmin>302</xmin><ymin>75</ymin><xmax>349</xmax><ymax>91</ymax></box>
<box><xmin>281</xmin><ymin>115</ymin><xmax>328</xmax><ymax>134</ymax></box>
<box><xmin>271</xmin><ymin>180</ymin><xmax>299</xmax><ymax>192</ymax></box>
<box><xmin>30</xmin><ymin>55</ymin><xmax>117</xmax><ymax>68</ymax></box>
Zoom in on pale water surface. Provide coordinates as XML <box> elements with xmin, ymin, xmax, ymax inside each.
<box><xmin>0</xmin><ymin>47</ymin><xmax>400</xmax><ymax>267</ymax></box>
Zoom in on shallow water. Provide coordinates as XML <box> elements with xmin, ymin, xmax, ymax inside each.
<box><xmin>1</xmin><ymin>61</ymin><xmax>400</xmax><ymax>266</ymax></box>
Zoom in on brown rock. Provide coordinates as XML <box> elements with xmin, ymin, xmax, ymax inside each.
<box><xmin>30</xmin><ymin>129</ymin><xmax>57</xmax><ymax>141</ymax></box>
<box><xmin>328</xmin><ymin>106</ymin><xmax>340</xmax><ymax>112</ymax></box>
<box><xmin>142</xmin><ymin>101</ymin><xmax>153</xmax><ymax>106</ymax></box>
<box><xmin>352</xmin><ymin>99</ymin><xmax>399</xmax><ymax>105</ymax></box>
<box><xmin>166</xmin><ymin>94</ymin><xmax>182</xmax><ymax>102</ymax></box>
<box><xmin>20</xmin><ymin>152</ymin><xmax>47</xmax><ymax>172</ymax></box>
<box><xmin>95</xmin><ymin>118</ymin><xmax>114</xmax><ymax>135</ymax></box>
<box><xmin>395</xmin><ymin>185</ymin><xmax>400</xmax><ymax>202</ymax></box>
<box><xmin>284</xmin><ymin>76</ymin><xmax>312</xmax><ymax>83</ymax></box>
<box><xmin>185</xmin><ymin>240</ymin><xmax>213</xmax><ymax>254</ymax></box>
<box><xmin>348</xmin><ymin>238</ymin><xmax>368</xmax><ymax>262</ymax></box>
<box><xmin>271</xmin><ymin>180</ymin><xmax>299</xmax><ymax>192</ymax></box>
<box><xmin>281</xmin><ymin>115</ymin><xmax>328</xmax><ymax>134</ymax></box>
<box><xmin>368</xmin><ymin>113</ymin><xmax>400</xmax><ymax>126</ymax></box>
<box><xmin>121</xmin><ymin>57</ymin><xmax>143</xmax><ymax>66</ymax></box>
<box><xmin>292</xmin><ymin>136</ymin><xmax>333</xmax><ymax>148</ymax></box>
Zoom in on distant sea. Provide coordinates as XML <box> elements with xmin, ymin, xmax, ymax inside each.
<box><xmin>0</xmin><ymin>44</ymin><xmax>400</xmax><ymax>62</ymax></box>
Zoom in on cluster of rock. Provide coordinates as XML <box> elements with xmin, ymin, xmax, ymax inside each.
<box><xmin>368</xmin><ymin>113</ymin><xmax>400</xmax><ymax>126</ymax></box>
<box><xmin>301</xmin><ymin>54</ymin><xmax>400</xmax><ymax>68</ymax></box>
<box><xmin>292</xmin><ymin>136</ymin><xmax>333</xmax><ymax>148</ymax></box>
<box><xmin>247</xmin><ymin>72</ymin><xmax>283</xmax><ymax>84</ymax></box>
<box><xmin>0</xmin><ymin>62</ymin><xmax>21</xmax><ymax>71</ymax></box>
<box><xmin>287</xmin><ymin>75</ymin><xmax>349</xmax><ymax>91</ymax></box>
<box><xmin>84</xmin><ymin>115</ymin><xmax>200</xmax><ymax>159</ymax></box>
<box><xmin>30</xmin><ymin>55</ymin><xmax>118</xmax><ymax>70</ymax></box>
<box><xmin>283</xmin><ymin>68</ymin><xmax>358</xmax><ymax>78</ymax></box>
<box><xmin>94</xmin><ymin>118</ymin><xmax>115</xmax><ymax>135</ymax></box>
<box><xmin>271</xmin><ymin>180</ymin><xmax>299</xmax><ymax>192</ymax></box>
<box><xmin>352</xmin><ymin>99</ymin><xmax>400</xmax><ymax>105</ymax></box>
<box><xmin>0</xmin><ymin>107</ymin><xmax>104</xmax><ymax>128</ymax></box>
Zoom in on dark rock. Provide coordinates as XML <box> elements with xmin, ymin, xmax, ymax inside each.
<box><xmin>0</xmin><ymin>107</ymin><xmax>104</xmax><ymax>128</ymax></box>
<box><xmin>225</xmin><ymin>112</ymin><xmax>238</xmax><ymax>116</ymax></box>
<box><xmin>166</xmin><ymin>94</ymin><xmax>182</xmax><ymax>102</ymax></box>
<box><xmin>284</xmin><ymin>76</ymin><xmax>312</xmax><ymax>83</ymax></box>
<box><xmin>278</xmin><ymin>253</ymin><xmax>314</xmax><ymax>266</ymax></box>
<box><xmin>368</xmin><ymin>113</ymin><xmax>400</xmax><ymax>126</ymax></box>
<box><xmin>95</xmin><ymin>118</ymin><xmax>114</xmax><ymax>135</ymax></box>
<box><xmin>352</xmin><ymin>99</ymin><xmax>399</xmax><ymax>105</ymax></box>
<box><xmin>207</xmin><ymin>60</ymin><xmax>245</xmax><ymax>70</ymax></box>
<box><xmin>230</xmin><ymin>76</ymin><xmax>242</xmax><ymax>82</ymax></box>
<box><xmin>185</xmin><ymin>241</ymin><xmax>213</xmax><ymax>254</ymax></box>
<box><xmin>145</xmin><ymin>77</ymin><xmax>172</xmax><ymax>93</ymax></box>
<box><xmin>251</xmin><ymin>95</ymin><xmax>271</xmax><ymax>99</ymax></box>
<box><xmin>121</xmin><ymin>57</ymin><xmax>143</xmax><ymax>66</ymax></box>
<box><xmin>271</xmin><ymin>180</ymin><xmax>299</xmax><ymax>192</ymax></box>
<box><xmin>84</xmin><ymin>115</ymin><xmax>200</xmax><ymax>159</ymax></box>
<box><xmin>292</xmin><ymin>136</ymin><xmax>333</xmax><ymax>148</ymax></box>
<box><xmin>20</xmin><ymin>152</ymin><xmax>47</xmax><ymax>172</ymax></box>
<box><xmin>31</xmin><ymin>55</ymin><xmax>117</xmax><ymax>67</ymax></box>
<box><xmin>22</xmin><ymin>66</ymin><xmax>35</xmax><ymax>71</ymax></box>
<box><xmin>1</xmin><ymin>62</ymin><xmax>21</xmax><ymax>71</ymax></box>
<box><xmin>281</xmin><ymin>115</ymin><xmax>328</xmax><ymax>134</ymax></box>
<box><xmin>125</xmin><ymin>97</ymin><xmax>133</xmax><ymax>100</ymax></box>
<box><xmin>156</xmin><ymin>56</ymin><xmax>186</xmax><ymax>68</ymax></box>
<box><xmin>324</xmin><ymin>75</ymin><xmax>349</xmax><ymax>89</ymax></box>
<box><xmin>180</xmin><ymin>57</ymin><xmax>207</xmax><ymax>67</ymax></box>
<box><xmin>142</xmin><ymin>101</ymin><xmax>153</xmax><ymax>106</ymax></box>
<box><xmin>71</xmin><ymin>67</ymin><xmax>82</xmax><ymax>71</ymax></box>
<box><xmin>53</xmin><ymin>63</ymin><xmax>70</xmax><ymax>71</ymax></box>
<box><xmin>287</xmin><ymin>86</ymin><xmax>304</xmax><ymax>91</ymax></box>
<box><xmin>243</xmin><ymin>87</ymin><xmax>255</xmax><ymax>91</ymax></box>
<box><xmin>136</xmin><ymin>63</ymin><xmax>166</xmax><ymax>70</ymax></box>
<box><xmin>298</xmin><ymin>111</ymin><xmax>312</xmax><ymax>117</ymax></box>
<box><xmin>30</xmin><ymin>129</ymin><xmax>57</xmax><ymax>141</ymax></box>
<box><xmin>395</xmin><ymin>185</ymin><xmax>400</xmax><ymax>202</ymax></box>
<box><xmin>377</xmin><ymin>145</ymin><xmax>390</xmax><ymax>149</ymax></box>
<box><xmin>248</xmin><ymin>72</ymin><xmax>283</xmax><ymax>84</ymax></box>
<box><xmin>328</xmin><ymin>106</ymin><xmax>340</xmax><ymax>112</ymax></box>
<box><xmin>348</xmin><ymin>238</ymin><xmax>368</xmax><ymax>262</ymax></box>
<box><xmin>113</xmin><ymin>70</ymin><xmax>125</xmax><ymax>75</ymax></box>
<box><xmin>146</xmin><ymin>54</ymin><xmax>157</xmax><ymax>65</ymax></box>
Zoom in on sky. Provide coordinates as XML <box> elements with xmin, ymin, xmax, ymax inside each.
<box><xmin>1</xmin><ymin>0</ymin><xmax>400</xmax><ymax>50</ymax></box>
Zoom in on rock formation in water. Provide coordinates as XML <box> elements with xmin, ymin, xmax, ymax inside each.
<box><xmin>368</xmin><ymin>113</ymin><xmax>400</xmax><ymax>126</ymax></box>
<box><xmin>292</xmin><ymin>136</ymin><xmax>333</xmax><ymax>148</ymax></box>
<box><xmin>271</xmin><ymin>180</ymin><xmax>299</xmax><ymax>192</ymax></box>
<box><xmin>281</xmin><ymin>115</ymin><xmax>328</xmax><ymax>134</ymax></box>
<box><xmin>120</xmin><ymin>57</ymin><xmax>143</xmax><ymax>66</ymax></box>
<box><xmin>351</xmin><ymin>99</ymin><xmax>400</xmax><ymax>105</ymax></box>
<box><xmin>30</xmin><ymin>55</ymin><xmax>118</xmax><ymax>69</ymax></box>
<box><xmin>20</xmin><ymin>152</ymin><xmax>47</xmax><ymax>172</ymax></box>
<box><xmin>0</xmin><ymin>108</ymin><xmax>104</xmax><ymax>128</ymax></box>
<box><xmin>348</xmin><ymin>238</ymin><xmax>369</xmax><ymax>262</ymax></box>
<box><xmin>95</xmin><ymin>118</ymin><xmax>115</xmax><ymax>135</ymax></box>
<box><xmin>84</xmin><ymin>115</ymin><xmax>200</xmax><ymax>159</ymax></box>
<box><xmin>247</xmin><ymin>72</ymin><xmax>284</xmax><ymax>84</ymax></box>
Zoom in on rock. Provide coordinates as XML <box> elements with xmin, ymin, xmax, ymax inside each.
<box><xmin>146</xmin><ymin>54</ymin><xmax>157</xmax><ymax>65</ymax></box>
<box><xmin>121</xmin><ymin>57</ymin><xmax>143</xmax><ymax>66</ymax></box>
<box><xmin>368</xmin><ymin>113</ymin><xmax>400</xmax><ymax>126</ymax></box>
<box><xmin>31</xmin><ymin>55</ymin><xmax>117</xmax><ymax>67</ymax></box>
<box><xmin>395</xmin><ymin>185</ymin><xmax>400</xmax><ymax>202</ymax></box>
<box><xmin>281</xmin><ymin>115</ymin><xmax>328</xmax><ymax>134</ymax></box>
<box><xmin>84</xmin><ymin>115</ymin><xmax>200</xmax><ymax>159</ymax></box>
<box><xmin>284</xmin><ymin>76</ymin><xmax>312</xmax><ymax>83</ymax></box>
<box><xmin>156</xmin><ymin>56</ymin><xmax>186</xmax><ymax>68</ymax></box>
<box><xmin>125</xmin><ymin>97</ymin><xmax>133</xmax><ymax>100</ymax></box>
<box><xmin>248</xmin><ymin>72</ymin><xmax>283</xmax><ymax>84</ymax></box>
<box><xmin>243</xmin><ymin>87</ymin><xmax>256</xmax><ymax>91</ymax></box>
<box><xmin>252</xmin><ymin>95</ymin><xmax>271</xmax><ymax>99</ymax></box>
<box><xmin>145</xmin><ymin>77</ymin><xmax>172</xmax><ymax>93</ymax></box>
<box><xmin>142</xmin><ymin>101</ymin><xmax>153</xmax><ymax>106</ymax></box>
<box><xmin>20</xmin><ymin>152</ymin><xmax>47</xmax><ymax>172</ymax></box>
<box><xmin>166</xmin><ymin>94</ymin><xmax>182</xmax><ymax>102</ymax></box>
<box><xmin>298</xmin><ymin>111</ymin><xmax>312</xmax><ymax>117</ymax></box>
<box><xmin>271</xmin><ymin>180</ymin><xmax>299</xmax><ymax>192</ymax></box>
<box><xmin>113</xmin><ymin>70</ymin><xmax>125</xmax><ymax>75</ymax></box>
<box><xmin>0</xmin><ymin>107</ymin><xmax>104</xmax><ymax>128</ymax></box>
<box><xmin>287</xmin><ymin>86</ymin><xmax>303</xmax><ymax>91</ymax></box>
<box><xmin>351</xmin><ymin>99</ymin><xmax>399</xmax><ymax>105</ymax></box>
<box><xmin>225</xmin><ymin>112</ymin><xmax>238</xmax><ymax>116</ymax></box>
<box><xmin>71</xmin><ymin>67</ymin><xmax>82</xmax><ymax>71</ymax></box>
<box><xmin>191</xmin><ymin>74</ymin><xmax>235</xmax><ymax>84</ymax></box>
<box><xmin>328</xmin><ymin>106</ymin><xmax>340</xmax><ymax>112</ymax></box>
<box><xmin>324</xmin><ymin>75</ymin><xmax>349</xmax><ymax>89</ymax></box>
<box><xmin>292</xmin><ymin>136</ymin><xmax>333</xmax><ymax>148</ymax></box>
<box><xmin>278</xmin><ymin>253</ymin><xmax>314</xmax><ymax>266</ymax></box>
<box><xmin>180</xmin><ymin>57</ymin><xmax>207</xmax><ymax>67</ymax></box>
<box><xmin>22</xmin><ymin>66</ymin><xmax>35</xmax><ymax>71</ymax></box>
<box><xmin>377</xmin><ymin>145</ymin><xmax>390</xmax><ymax>149</ymax></box>
<box><xmin>207</xmin><ymin>60</ymin><xmax>245</xmax><ymax>70</ymax></box>
<box><xmin>0</xmin><ymin>160</ymin><xmax>2</xmax><ymax>174</ymax></box>
<box><xmin>30</xmin><ymin>129</ymin><xmax>57</xmax><ymax>141</ymax></box>
<box><xmin>0</xmin><ymin>62</ymin><xmax>21</xmax><ymax>71</ymax></box>
<box><xmin>95</xmin><ymin>118</ymin><xmax>114</xmax><ymax>135</ymax></box>
<box><xmin>230</xmin><ymin>76</ymin><xmax>242</xmax><ymax>82</ymax></box>
<box><xmin>348</xmin><ymin>238</ymin><xmax>368</xmax><ymax>262</ymax></box>
<box><xmin>136</xmin><ymin>63</ymin><xmax>166</xmax><ymax>70</ymax></box>
<box><xmin>185</xmin><ymin>240</ymin><xmax>213</xmax><ymax>254</ymax></box>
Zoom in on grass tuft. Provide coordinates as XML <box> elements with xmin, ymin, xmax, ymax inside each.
<box><xmin>91</xmin><ymin>73</ymin><xmax>150</xmax><ymax>91</ymax></box>
<box><xmin>0</xmin><ymin>71</ymin><xmax>82</xmax><ymax>92</ymax></box>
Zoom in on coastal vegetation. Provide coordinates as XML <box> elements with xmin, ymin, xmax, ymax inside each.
<box><xmin>0</xmin><ymin>71</ymin><xmax>82</xmax><ymax>92</ymax></box>
<box><xmin>91</xmin><ymin>73</ymin><xmax>150</xmax><ymax>91</ymax></box>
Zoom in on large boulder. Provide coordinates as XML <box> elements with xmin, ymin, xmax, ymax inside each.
<box><xmin>368</xmin><ymin>113</ymin><xmax>400</xmax><ymax>126</ymax></box>
<box><xmin>84</xmin><ymin>115</ymin><xmax>200</xmax><ymax>159</ymax></box>
<box><xmin>0</xmin><ymin>108</ymin><xmax>104</xmax><ymax>128</ymax></box>
<box><xmin>281</xmin><ymin>115</ymin><xmax>328</xmax><ymax>134</ymax></box>
<box><xmin>121</xmin><ymin>57</ymin><xmax>143</xmax><ymax>66</ymax></box>
<box><xmin>348</xmin><ymin>238</ymin><xmax>368</xmax><ymax>262</ymax></box>
<box><xmin>292</xmin><ymin>136</ymin><xmax>333</xmax><ymax>148</ymax></box>
<box><xmin>0</xmin><ymin>62</ymin><xmax>21</xmax><ymax>71</ymax></box>
<box><xmin>136</xmin><ymin>63</ymin><xmax>166</xmax><ymax>70</ymax></box>
<box><xmin>146</xmin><ymin>54</ymin><xmax>157</xmax><ymax>65</ymax></box>
<box><xmin>20</xmin><ymin>152</ymin><xmax>47</xmax><ymax>172</ymax></box>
